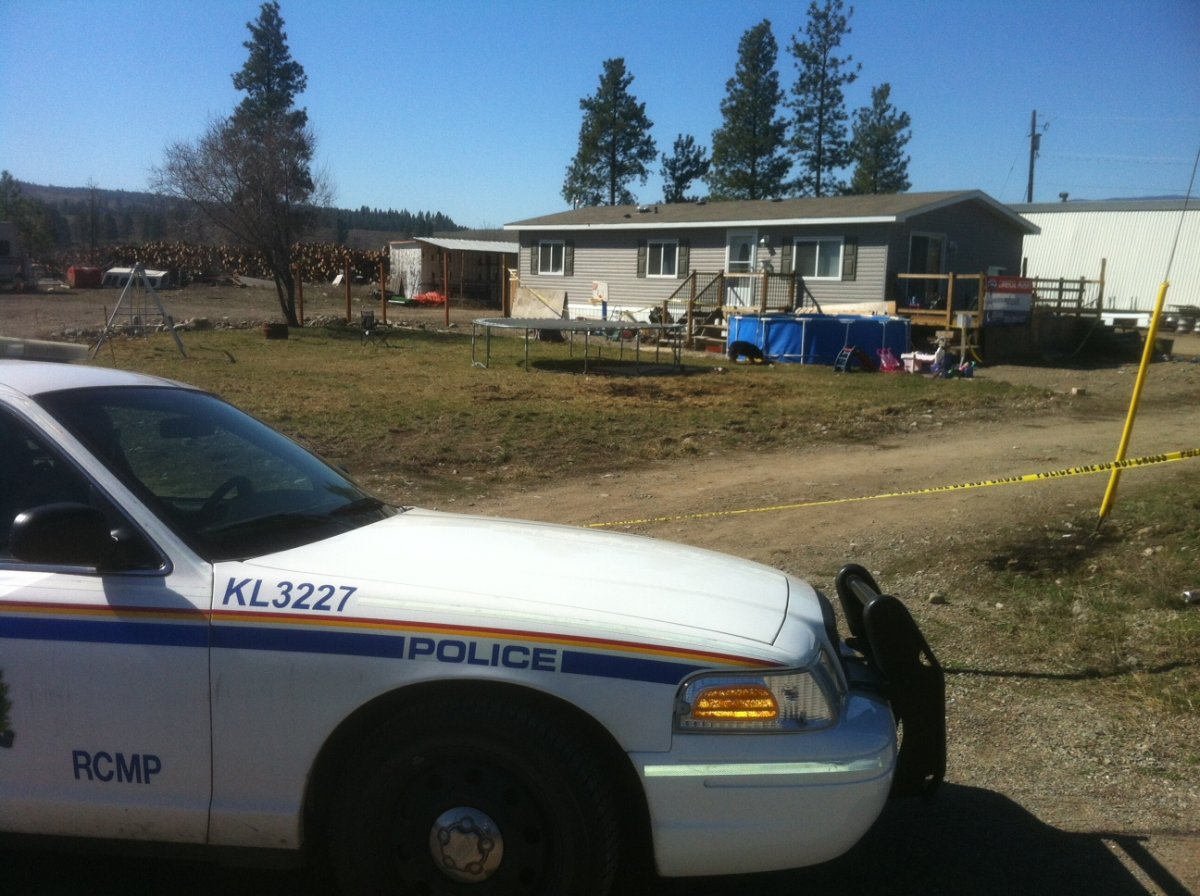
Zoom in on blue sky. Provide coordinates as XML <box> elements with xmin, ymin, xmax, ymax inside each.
<box><xmin>2</xmin><ymin>0</ymin><xmax>1198</xmax><ymax>229</ymax></box>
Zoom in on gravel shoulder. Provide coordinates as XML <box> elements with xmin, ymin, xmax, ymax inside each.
<box><xmin>468</xmin><ymin>354</ymin><xmax>1200</xmax><ymax>893</ymax></box>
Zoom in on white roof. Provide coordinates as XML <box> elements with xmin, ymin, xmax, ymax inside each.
<box><xmin>0</xmin><ymin>359</ymin><xmax>186</xmax><ymax>397</ymax></box>
<box><xmin>415</xmin><ymin>237</ymin><xmax>520</xmax><ymax>254</ymax></box>
<box><xmin>103</xmin><ymin>267</ymin><xmax>170</xmax><ymax>278</ymax></box>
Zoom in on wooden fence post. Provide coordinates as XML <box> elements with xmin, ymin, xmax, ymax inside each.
<box><xmin>443</xmin><ymin>251</ymin><xmax>450</xmax><ymax>327</ymax></box>
<box><xmin>295</xmin><ymin>264</ymin><xmax>304</xmax><ymax>327</ymax></box>
<box><xmin>380</xmin><ymin>260</ymin><xmax>387</xmax><ymax>324</ymax></box>
<box><xmin>946</xmin><ymin>272</ymin><xmax>956</xmax><ymax>328</ymax></box>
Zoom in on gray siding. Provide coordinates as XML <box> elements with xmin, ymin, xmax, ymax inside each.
<box><xmin>520</xmin><ymin>224</ymin><xmax>894</xmax><ymax>311</ymax></box>
<box><xmin>905</xmin><ymin>205</ymin><xmax>1024</xmax><ymax>277</ymax></box>
<box><xmin>518</xmin><ymin>202</ymin><xmax>1027</xmax><ymax>314</ymax></box>
<box><xmin>522</xmin><ymin>230</ymin><xmax>718</xmax><ymax>313</ymax></box>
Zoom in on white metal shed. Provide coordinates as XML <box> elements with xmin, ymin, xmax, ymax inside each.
<box><xmin>387</xmin><ymin>236</ymin><xmax>518</xmax><ymax>306</ymax></box>
<box><xmin>1013</xmin><ymin>199</ymin><xmax>1200</xmax><ymax>322</ymax></box>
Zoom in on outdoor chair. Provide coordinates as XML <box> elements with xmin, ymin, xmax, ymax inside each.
<box><xmin>361</xmin><ymin>310</ymin><xmax>391</xmax><ymax>346</ymax></box>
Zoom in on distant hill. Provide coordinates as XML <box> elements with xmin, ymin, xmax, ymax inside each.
<box><xmin>13</xmin><ymin>180</ymin><xmax>464</xmax><ymax>254</ymax></box>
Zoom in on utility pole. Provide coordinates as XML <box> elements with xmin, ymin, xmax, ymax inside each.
<box><xmin>1026</xmin><ymin>110</ymin><xmax>1042</xmax><ymax>203</ymax></box>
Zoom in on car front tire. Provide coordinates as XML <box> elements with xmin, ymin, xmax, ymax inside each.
<box><xmin>329</xmin><ymin>695</ymin><xmax>619</xmax><ymax>896</ymax></box>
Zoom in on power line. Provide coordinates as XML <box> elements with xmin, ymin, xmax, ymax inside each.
<box><xmin>1162</xmin><ymin>144</ymin><xmax>1200</xmax><ymax>282</ymax></box>
<box><xmin>1044</xmin><ymin>153</ymin><xmax>1194</xmax><ymax>165</ymax></box>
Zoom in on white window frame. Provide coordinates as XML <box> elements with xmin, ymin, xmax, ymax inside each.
<box><xmin>725</xmin><ymin>230</ymin><xmax>758</xmax><ymax>274</ymax></box>
<box><xmin>537</xmin><ymin>240</ymin><xmax>565</xmax><ymax>276</ymax></box>
<box><xmin>646</xmin><ymin>239</ymin><xmax>678</xmax><ymax>278</ymax></box>
<box><xmin>792</xmin><ymin>237</ymin><xmax>844</xmax><ymax>280</ymax></box>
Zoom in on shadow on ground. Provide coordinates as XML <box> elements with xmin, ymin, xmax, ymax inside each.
<box><xmin>1</xmin><ymin>785</ymin><xmax>1191</xmax><ymax>895</ymax></box>
<box><xmin>657</xmin><ymin>784</ymin><xmax>1192</xmax><ymax>895</ymax></box>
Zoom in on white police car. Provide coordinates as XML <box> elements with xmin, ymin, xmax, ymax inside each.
<box><xmin>0</xmin><ymin>359</ymin><xmax>943</xmax><ymax>894</ymax></box>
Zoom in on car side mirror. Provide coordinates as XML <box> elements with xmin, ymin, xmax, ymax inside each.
<box><xmin>10</xmin><ymin>503</ymin><xmax>116</xmax><ymax>568</ymax></box>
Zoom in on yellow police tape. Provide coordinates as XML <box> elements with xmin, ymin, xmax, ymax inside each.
<box><xmin>587</xmin><ymin>447</ymin><xmax>1200</xmax><ymax>529</ymax></box>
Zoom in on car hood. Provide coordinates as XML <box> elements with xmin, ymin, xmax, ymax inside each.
<box><xmin>220</xmin><ymin>508</ymin><xmax>813</xmax><ymax>658</ymax></box>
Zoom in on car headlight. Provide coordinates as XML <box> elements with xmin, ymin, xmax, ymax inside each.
<box><xmin>674</xmin><ymin>651</ymin><xmax>842</xmax><ymax>733</ymax></box>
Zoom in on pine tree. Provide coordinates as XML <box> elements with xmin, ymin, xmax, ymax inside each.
<box><xmin>562</xmin><ymin>58</ymin><xmax>657</xmax><ymax>207</ymax></box>
<box><xmin>232</xmin><ymin>2</ymin><xmax>307</xmax><ymax>128</ymax></box>
<box><xmin>0</xmin><ymin>171</ymin><xmax>57</xmax><ymax>257</ymax></box>
<box><xmin>707</xmin><ymin>20</ymin><xmax>791</xmax><ymax>200</ymax></box>
<box><xmin>660</xmin><ymin>134</ymin><xmax>710</xmax><ymax>203</ymax></box>
<box><xmin>788</xmin><ymin>0</ymin><xmax>861</xmax><ymax>197</ymax></box>
<box><xmin>848</xmin><ymin>83</ymin><xmax>912</xmax><ymax>194</ymax></box>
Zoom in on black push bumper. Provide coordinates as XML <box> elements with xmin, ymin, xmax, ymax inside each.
<box><xmin>835</xmin><ymin>564</ymin><xmax>946</xmax><ymax>798</ymax></box>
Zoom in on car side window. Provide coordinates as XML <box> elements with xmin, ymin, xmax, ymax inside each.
<box><xmin>0</xmin><ymin>409</ymin><xmax>159</xmax><ymax>569</ymax></box>
<box><xmin>0</xmin><ymin>409</ymin><xmax>94</xmax><ymax>554</ymax></box>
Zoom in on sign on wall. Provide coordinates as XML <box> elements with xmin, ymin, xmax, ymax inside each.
<box><xmin>985</xmin><ymin>276</ymin><xmax>1034</xmax><ymax>325</ymax></box>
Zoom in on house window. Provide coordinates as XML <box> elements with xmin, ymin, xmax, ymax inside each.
<box><xmin>538</xmin><ymin>241</ymin><xmax>565</xmax><ymax>275</ymax></box>
<box><xmin>793</xmin><ymin>237</ymin><xmax>843</xmax><ymax>279</ymax></box>
<box><xmin>647</xmin><ymin>240</ymin><xmax>678</xmax><ymax>277</ymax></box>
<box><xmin>726</xmin><ymin>231</ymin><xmax>757</xmax><ymax>274</ymax></box>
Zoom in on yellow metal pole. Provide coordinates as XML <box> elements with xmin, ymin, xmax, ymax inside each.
<box><xmin>1098</xmin><ymin>279</ymin><xmax>1171</xmax><ymax>523</ymax></box>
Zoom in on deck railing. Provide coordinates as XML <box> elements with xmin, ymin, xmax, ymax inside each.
<box><xmin>894</xmin><ymin>262</ymin><xmax>1107</xmax><ymax>330</ymax></box>
<box><xmin>1027</xmin><ymin>275</ymin><xmax>1104</xmax><ymax>315</ymax></box>
<box><xmin>894</xmin><ymin>272</ymin><xmax>988</xmax><ymax>329</ymax></box>
<box><xmin>663</xmin><ymin>272</ymin><xmax>819</xmax><ymax>347</ymax></box>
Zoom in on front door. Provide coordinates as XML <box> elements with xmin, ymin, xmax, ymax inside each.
<box><xmin>726</xmin><ymin>230</ymin><xmax>758</xmax><ymax>307</ymax></box>
<box><xmin>907</xmin><ymin>233</ymin><xmax>946</xmax><ymax>307</ymax></box>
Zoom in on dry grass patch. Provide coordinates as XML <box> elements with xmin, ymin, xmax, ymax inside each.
<box><xmin>94</xmin><ymin>326</ymin><xmax>1050</xmax><ymax>503</ymax></box>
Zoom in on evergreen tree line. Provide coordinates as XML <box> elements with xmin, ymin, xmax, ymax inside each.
<box><xmin>1</xmin><ymin>173</ymin><xmax>461</xmax><ymax>262</ymax></box>
<box><xmin>336</xmin><ymin>206</ymin><xmax>460</xmax><ymax>238</ymax></box>
<box><xmin>564</xmin><ymin>0</ymin><xmax>913</xmax><ymax>207</ymax></box>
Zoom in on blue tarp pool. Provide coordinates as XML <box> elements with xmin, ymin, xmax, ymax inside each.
<box><xmin>727</xmin><ymin>313</ymin><xmax>911</xmax><ymax>365</ymax></box>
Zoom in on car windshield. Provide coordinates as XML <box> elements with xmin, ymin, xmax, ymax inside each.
<box><xmin>37</xmin><ymin>385</ymin><xmax>397</xmax><ymax>561</ymax></box>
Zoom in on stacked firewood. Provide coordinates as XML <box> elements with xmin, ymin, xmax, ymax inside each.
<box><xmin>290</xmin><ymin>243</ymin><xmax>387</xmax><ymax>283</ymax></box>
<box><xmin>94</xmin><ymin>242</ymin><xmax>387</xmax><ymax>285</ymax></box>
